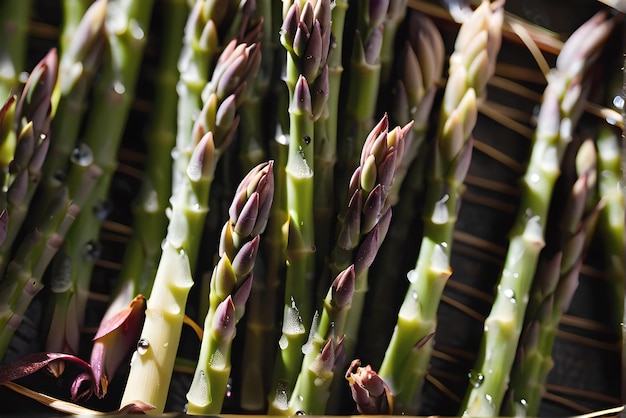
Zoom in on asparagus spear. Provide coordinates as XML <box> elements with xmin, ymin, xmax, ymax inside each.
<box><xmin>0</xmin><ymin>50</ymin><xmax>58</xmax><ymax>275</ymax></box>
<box><xmin>38</xmin><ymin>0</ymin><xmax>107</xmax><ymax>215</ymax></box>
<box><xmin>312</xmin><ymin>0</ymin><xmax>348</xmax><ymax>266</ymax></box>
<box><xmin>459</xmin><ymin>11</ymin><xmax>614</xmax><ymax>416</ymax></box>
<box><xmin>119</xmin><ymin>133</ymin><xmax>213</xmax><ymax>413</ymax></box>
<box><xmin>186</xmin><ymin>160</ymin><xmax>274</xmax><ymax>415</ymax></box>
<box><xmin>49</xmin><ymin>0</ymin><xmax>154</xmax><ymax>359</ymax></box>
<box><xmin>274</xmin><ymin>265</ymin><xmax>354</xmax><ymax>415</ymax></box>
<box><xmin>332</xmin><ymin>114</ymin><xmax>410</xmax><ymax>359</ymax></box>
<box><xmin>270</xmin><ymin>0</ymin><xmax>332</xmax><ymax>400</ymax></box>
<box><xmin>379</xmin><ymin>2</ymin><xmax>504</xmax><ymax>413</ymax></box>
<box><xmin>504</xmin><ymin>139</ymin><xmax>602</xmax><ymax>416</ymax></box>
<box><xmin>339</xmin><ymin>0</ymin><xmax>386</xmax><ymax>176</ymax></box>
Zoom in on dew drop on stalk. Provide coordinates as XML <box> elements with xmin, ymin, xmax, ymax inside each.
<box><xmin>515</xmin><ymin>398</ymin><xmax>528</xmax><ymax>416</ymax></box>
<box><xmin>113</xmin><ymin>80</ymin><xmax>126</xmax><ymax>95</ymax></box>
<box><xmin>225</xmin><ymin>378</ymin><xmax>233</xmax><ymax>398</ymax></box>
<box><xmin>296</xmin><ymin>410</ymin><xmax>306</xmax><ymax>415</ymax></box>
<box><xmin>84</xmin><ymin>240</ymin><xmax>102</xmax><ymax>261</ymax></box>
<box><xmin>70</xmin><ymin>143</ymin><xmax>94</xmax><ymax>167</ymax></box>
<box><xmin>502</xmin><ymin>287</ymin><xmax>516</xmax><ymax>303</ymax></box>
<box><xmin>468</xmin><ymin>369</ymin><xmax>484</xmax><ymax>388</ymax></box>
<box><xmin>129</xmin><ymin>19</ymin><xmax>145</xmax><ymax>40</ymax></box>
<box><xmin>612</xmin><ymin>94</ymin><xmax>624</xmax><ymax>109</ymax></box>
<box><xmin>137</xmin><ymin>338</ymin><xmax>150</xmax><ymax>355</ymax></box>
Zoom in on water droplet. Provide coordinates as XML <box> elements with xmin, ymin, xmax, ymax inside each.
<box><xmin>515</xmin><ymin>398</ymin><xmax>528</xmax><ymax>416</ymax></box>
<box><xmin>93</xmin><ymin>199</ymin><xmax>113</xmax><ymax>220</ymax></box>
<box><xmin>502</xmin><ymin>287</ymin><xmax>516</xmax><ymax>303</ymax></box>
<box><xmin>529</xmin><ymin>172</ymin><xmax>540</xmax><ymax>183</ymax></box>
<box><xmin>18</xmin><ymin>71</ymin><xmax>29</xmax><ymax>84</ymax></box>
<box><xmin>296</xmin><ymin>410</ymin><xmax>306</xmax><ymax>415</ymax></box>
<box><xmin>137</xmin><ymin>338</ymin><xmax>149</xmax><ymax>355</ymax></box>
<box><xmin>407</xmin><ymin>269</ymin><xmax>417</xmax><ymax>283</ymax></box>
<box><xmin>411</xmin><ymin>291</ymin><xmax>418</xmax><ymax>301</ymax></box>
<box><xmin>70</xmin><ymin>143</ymin><xmax>93</xmax><ymax>166</ymax></box>
<box><xmin>613</xmin><ymin>95</ymin><xmax>624</xmax><ymax>110</ymax></box>
<box><xmin>303</xmin><ymin>134</ymin><xmax>311</xmax><ymax>145</ymax></box>
<box><xmin>113</xmin><ymin>80</ymin><xmax>126</xmax><ymax>95</ymax></box>
<box><xmin>170</xmin><ymin>304</ymin><xmax>181</xmax><ymax>315</ymax></box>
<box><xmin>129</xmin><ymin>19</ymin><xmax>145</xmax><ymax>40</ymax></box>
<box><xmin>84</xmin><ymin>241</ymin><xmax>102</xmax><ymax>261</ymax></box>
<box><xmin>163</xmin><ymin>342</ymin><xmax>169</xmax><ymax>348</ymax></box>
<box><xmin>225</xmin><ymin>378</ymin><xmax>234</xmax><ymax>398</ymax></box>
<box><xmin>468</xmin><ymin>369</ymin><xmax>484</xmax><ymax>388</ymax></box>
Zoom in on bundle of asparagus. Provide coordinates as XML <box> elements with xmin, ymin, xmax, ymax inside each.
<box><xmin>0</xmin><ymin>0</ymin><xmax>622</xmax><ymax>416</ymax></box>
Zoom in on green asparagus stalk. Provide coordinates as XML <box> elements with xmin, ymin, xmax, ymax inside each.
<box><xmin>87</xmin><ymin>1</ymin><xmax>187</xmax><ymax>393</ymax></box>
<box><xmin>173</xmin><ymin>0</ymin><xmax>252</xmax><ymax>196</ymax></box>
<box><xmin>312</xmin><ymin>0</ymin><xmax>348</xmax><ymax>267</ymax></box>
<box><xmin>119</xmin><ymin>132</ymin><xmax>214</xmax><ymax>413</ymax></box>
<box><xmin>0</xmin><ymin>1</ymin><xmax>31</xmax><ymax>101</ymax></box>
<box><xmin>379</xmin><ymin>2</ymin><xmax>504</xmax><ymax>413</ymax></box>
<box><xmin>273</xmin><ymin>265</ymin><xmax>354</xmax><ymax>415</ymax></box>
<box><xmin>387</xmin><ymin>11</ymin><xmax>444</xmax><ymax>205</ymax></box>
<box><xmin>0</xmin><ymin>95</ymin><xmax>17</xmax><ymax>193</ymax></box>
<box><xmin>53</xmin><ymin>0</ymin><xmax>154</xmax><ymax>357</ymax></box>
<box><xmin>332</xmin><ymin>115</ymin><xmax>411</xmax><ymax>358</ymax></box>
<box><xmin>364</xmin><ymin>11</ymin><xmax>444</xmax><ymax>364</ymax></box>
<box><xmin>39</xmin><ymin>0</ymin><xmax>107</xmax><ymax>210</ymax></box>
<box><xmin>186</xmin><ymin>160</ymin><xmax>274</xmax><ymax>415</ymax></box>
<box><xmin>339</xmin><ymin>0</ymin><xmax>385</xmax><ymax>176</ymax></box>
<box><xmin>459</xmin><ymin>11</ymin><xmax>614</xmax><ymax>417</ymax></box>
<box><xmin>379</xmin><ymin>0</ymin><xmax>407</xmax><ymax>87</ymax></box>
<box><xmin>504</xmin><ymin>139</ymin><xmax>602</xmax><ymax>416</ymax></box>
<box><xmin>270</xmin><ymin>0</ymin><xmax>332</xmax><ymax>400</ymax></box>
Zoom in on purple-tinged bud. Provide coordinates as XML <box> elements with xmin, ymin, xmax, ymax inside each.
<box><xmin>212</xmin><ymin>256</ymin><xmax>237</xmax><ymax>300</ymax></box>
<box><xmin>215</xmin><ymin>94</ymin><xmax>237</xmax><ymax>131</ymax></box>
<box><xmin>187</xmin><ymin>131</ymin><xmax>216</xmax><ymax>182</ymax></box>
<box><xmin>234</xmin><ymin>192</ymin><xmax>260</xmax><ymax>236</ymax></box>
<box><xmin>314</xmin><ymin>0</ymin><xmax>332</xmax><ymax>38</ymax></box>
<box><xmin>364</xmin><ymin>25</ymin><xmax>384</xmax><ymax>65</ymax></box>
<box><xmin>293</xmin><ymin>21</ymin><xmax>310</xmax><ymax>59</ymax></box>
<box><xmin>331</xmin><ymin>265</ymin><xmax>356</xmax><ymax>308</ymax></box>
<box><xmin>354</xmin><ymin>224</ymin><xmax>380</xmax><ymax>276</ymax></box>
<box><xmin>345</xmin><ymin>359</ymin><xmax>394</xmax><ymax>414</ymax></box>
<box><xmin>213</xmin><ymin>296</ymin><xmax>236</xmax><ymax>342</ymax></box>
<box><xmin>229</xmin><ymin>161</ymin><xmax>274</xmax><ymax>236</ymax></box>
<box><xmin>361</xmin><ymin>115</ymin><xmax>389</xmax><ymax>166</ymax></box>
<box><xmin>362</xmin><ymin>184</ymin><xmax>384</xmax><ymax>234</ymax></box>
<box><xmin>369</xmin><ymin>0</ymin><xmax>390</xmax><ymax>29</ymax></box>
<box><xmin>231</xmin><ymin>235</ymin><xmax>260</xmax><ymax>277</ymax></box>
<box><xmin>291</xmin><ymin>75</ymin><xmax>312</xmax><ymax>116</ymax></box>
<box><xmin>377</xmin><ymin>206</ymin><xmax>392</xmax><ymax>248</ymax></box>
<box><xmin>29</xmin><ymin>133</ymin><xmax>50</xmax><ymax>173</ymax></box>
<box><xmin>556</xmin><ymin>11</ymin><xmax>612</xmax><ymax>73</ymax></box>
<box><xmin>311</xmin><ymin>65</ymin><xmax>329</xmax><ymax>121</ymax></box>
<box><xmin>338</xmin><ymin>189</ymin><xmax>363</xmax><ymax>250</ymax></box>
<box><xmin>300</xmin><ymin>1</ymin><xmax>315</xmax><ymax>31</ymax></box>
<box><xmin>281</xmin><ymin>2</ymin><xmax>300</xmax><ymax>50</ymax></box>
<box><xmin>233</xmin><ymin>272</ymin><xmax>254</xmax><ymax>317</ymax></box>
<box><xmin>303</xmin><ymin>20</ymin><xmax>323</xmax><ymax>80</ymax></box>
<box><xmin>402</xmin><ymin>44</ymin><xmax>425</xmax><ymax>104</ymax></box>
<box><xmin>10</xmin><ymin>122</ymin><xmax>35</xmax><ymax>174</ymax></box>
<box><xmin>252</xmin><ymin>161</ymin><xmax>274</xmax><ymax>235</ymax></box>
<box><xmin>348</xmin><ymin>166</ymin><xmax>362</xmax><ymax>197</ymax></box>
<box><xmin>377</xmin><ymin>148</ymin><xmax>397</xmax><ymax>190</ymax></box>
<box><xmin>91</xmin><ymin>295</ymin><xmax>146</xmax><ymax>398</ymax></box>
<box><xmin>219</xmin><ymin>222</ymin><xmax>236</xmax><ymax>262</ymax></box>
